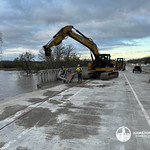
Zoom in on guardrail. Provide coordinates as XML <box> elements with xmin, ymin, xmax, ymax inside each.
<box><xmin>37</xmin><ymin>67</ymin><xmax>88</xmax><ymax>88</ymax></box>
<box><xmin>142</xmin><ymin>66</ymin><xmax>150</xmax><ymax>73</ymax></box>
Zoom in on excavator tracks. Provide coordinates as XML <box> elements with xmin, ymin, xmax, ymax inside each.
<box><xmin>100</xmin><ymin>71</ymin><xmax>119</xmax><ymax>80</ymax></box>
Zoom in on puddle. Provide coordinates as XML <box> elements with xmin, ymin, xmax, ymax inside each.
<box><xmin>43</xmin><ymin>91</ymin><xmax>59</xmax><ymax>97</ymax></box>
<box><xmin>96</xmin><ymin>84</ymin><xmax>110</xmax><ymax>88</ymax></box>
<box><xmin>0</xmin><ymin>105</ymin><xmax>27</xmax><ymax>121</ymax></box>
<box><xmin>86</xmin><ymin>102</ymin><xmax>105</xmax><ymax>108</ymax></box>
<box><xmin>48</xmin><ymin>99</ymin><xmax>62</xmax><ymax>105</ymax></box>
<box><xmin>15</xmin><ymin>102</ymin><xmax>73</xmax><ymax>128</ymax></box>
<box><xmin>0</xmin><ymin>142</ymin><xmax>6</xmax><ymax>148</ymax></box>
<box><xmin>91</xmin><ymin>82</ymin><xmax>100</xmax><ymax>84</ymax></box>
<box><xmin>63</xmin><ymin>94</ymin><xmax>73</xmax><ymax>99</ymax></box>
<box><xmin>16</xmin><ymin>108</ymin><xmax>58</xmax><ymax>128</ymax></box>
<box><xmin>47</xmin><ymin>101</ymin><xmax>102</xmax><ymax>140</ymax></box>
<box><xmin>28</xmin><ymin>98</ymin><xmax>46</xmax><ymax>104</ymax></box>
<box><xmin>15</xmin><ymin>146</ymin><xmax>29</xmax><ymax>150</ymax></box>
<box><xmin>15</xmin><ymin>98</ymin><xmax>103</xmax><ymax>140</ymax></box>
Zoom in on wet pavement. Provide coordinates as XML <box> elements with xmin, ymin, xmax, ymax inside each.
<box><xmin>0</xmin><ymin>67</ymin><xmax>150</xmax><ymax>150</ymax></box>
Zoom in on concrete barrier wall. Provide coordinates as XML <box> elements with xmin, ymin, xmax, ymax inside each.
<box><xmin>37</xmin><ymin>67</ymin><xmax>88</xmax><ymax>88</ymax></box>
<box><xmin>142</xmin><ymin>66</ymin><xmax>150</xmax><ymax>73</ymax></box>
<box><xmin>37</xmin><ymin>69</ymin><xmax>60</xmax><ymax>88</ymax></box>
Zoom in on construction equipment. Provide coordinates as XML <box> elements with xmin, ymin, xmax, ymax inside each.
<box><xmin>116</xmin><ymin>58</ymin><xmax>126</xmax><ymax>71</ymax></box>
<box><xmin>43</xmin><ymin>25</ymin><xmax>118</xmax><ymax>80</ymax></box>
<box><xmin>133</xmin><ymin>66</ymin><xmax>142</xmax><ymax>73</ymax></box>
<box><xmin>57</xmin><ymin>68</ymin><xmax>75</xmax><ymax>83</ymax></box>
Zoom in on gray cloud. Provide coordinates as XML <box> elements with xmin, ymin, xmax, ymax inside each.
<box><xmin>0</xmin><ymin>0</ymin><xmax>150</xmax><ymax>59</ymax></box>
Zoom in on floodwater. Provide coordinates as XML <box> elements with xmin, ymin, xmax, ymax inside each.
<box><xmin>0</xmin><ymin>70</ymin><xmax>38</xmax><ymax>100</ymax></box>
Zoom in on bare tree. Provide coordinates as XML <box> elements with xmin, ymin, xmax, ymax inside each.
<box><xmin>19</xmin><ymin>51</ymin><xmax>35</xmax><ymax>75</ymax></box>
<box><xmin>63</xmin><ymin>44</ymin><xmax>79</xmax><ymax>67</ymax></box>
<box><xmin>38</xmin><ymin>48</ymin><xmax>55</xmax><ymax>69</ymax></box>
<box><xmin>39</xmin><ymin>48</ymin><xmax>49</xmax><ymax>61</ymax></box>
<box><xmin>53</xmin><ymin>44</ymin><xmax>65</xmax><ymax>61</ymax></box>
<box><xmin>64</xmin><ymin>44</ymin><xmax>76</xmax><ymax>58</ymax></box>
<box><xmin>51</xmin><ymin>44</ymin><xmax>66</xmax><ymax>68</ymax></box>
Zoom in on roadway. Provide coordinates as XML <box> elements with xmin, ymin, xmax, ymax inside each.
<box><xmin>0</xmin><ymin>66</ymin><xmax>150</xmax><ymax>150</ymax></box>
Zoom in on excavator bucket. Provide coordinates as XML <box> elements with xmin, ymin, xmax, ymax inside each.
<box><xmin>43</xmin><ymin>46</ymin><xmax>52</xmax><ymax>57</ymax></box>
<box><xmin>100</xmin><ymin>71</ymin><xmax>119</xmax><ymax>80</ymax></box>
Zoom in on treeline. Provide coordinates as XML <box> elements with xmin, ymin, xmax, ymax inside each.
<box><xmin>0</xmin><ymin>61</ymin><xmax>19</xmax><ymax>69</ymax></box>
<box><xmin>0</xmin><ymin>44</ymin><xmax>90</xmax><ymax>74</ymax></box>
<box><xmin>127</xmin><ymin>56</ymin><xmax>150</xmax><ymax>64</ymax></box>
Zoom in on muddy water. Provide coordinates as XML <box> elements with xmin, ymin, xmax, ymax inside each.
<box><xmin>0</xmin><ymin>70</ymin><xmax>37</xmax><ymax>100</ymax></box>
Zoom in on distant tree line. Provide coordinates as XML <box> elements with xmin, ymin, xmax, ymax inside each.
<box><xmin>0</xmin><ymin>44</ymin><xmax>90</xmax><ymax>75</ymax></box>
<box><xmin>127</xmin><ymin>57</ymin><xmax>150</xmax><ymax>64</ymax></box>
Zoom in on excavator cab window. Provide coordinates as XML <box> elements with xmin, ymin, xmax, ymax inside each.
<box><xmin>117</xmin><ymin>58</ymin><xmax>123</xmax><ymax>62</ymax></box>
<box><xmin>100</xmin><ymin>54</ymin><xmax>111</xmax><ymax>68</ymax></box>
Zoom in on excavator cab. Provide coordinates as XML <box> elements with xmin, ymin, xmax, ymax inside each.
<box><xmin>94</xmin><ymin>54</ymin><xmax>111</xmax><ymax>68</ymax></box>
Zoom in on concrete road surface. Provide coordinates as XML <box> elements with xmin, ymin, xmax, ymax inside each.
<box><xmin>0</xmin><ymin>66</ymin><xmax>150</xmax><ymax>150</ymax></box>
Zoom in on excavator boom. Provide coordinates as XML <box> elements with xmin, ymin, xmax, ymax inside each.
<box><xmin>43</xmin><ymin>25</ymin><xmax>99</xmax><ymax>57</ymax></box>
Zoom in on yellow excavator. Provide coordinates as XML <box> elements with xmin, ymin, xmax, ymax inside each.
<box><xmin>43</xmin><ymin>25</ymin><xmax>118</xmax><ymax>80</ymax></box>
<box><xmin>116</xmin><ymin>58</ymin><xmax>126</xmax><ymax>71</ymax></box>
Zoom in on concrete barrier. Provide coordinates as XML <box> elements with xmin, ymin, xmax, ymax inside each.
<box><xmin>37</xmin><ymin>67</ymin><xmax>88</xmax><ymax>88</ymax></box>
<box><xmin>142</xmin><ymin>66</ymin><xmax>150</xmax><ymax>73</ymax></box>
<box><xmin>37</xmin><ymin>69</ymin><xmax>60</xmax><ymax>88</ymax></box>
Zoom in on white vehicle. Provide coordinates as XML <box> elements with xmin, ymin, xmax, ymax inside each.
<box><xmin>146</xmin><ymin>64</ymin><xmax>150</xmax><ymax>67</ymax></box>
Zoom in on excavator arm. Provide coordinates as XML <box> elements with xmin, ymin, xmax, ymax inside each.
<box><xmin>43</xmin><ymin>25</ymin><xmax>99</xmax><ymax>58</ymax></box>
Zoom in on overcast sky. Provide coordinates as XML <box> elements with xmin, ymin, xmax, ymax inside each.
<box><xmin>0</xmin><ymin>0</ymin><xmax>150</xmax><ymax>60</ymax></box>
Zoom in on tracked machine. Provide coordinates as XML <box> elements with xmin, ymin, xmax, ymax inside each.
<box><xmin>43</xmin><ymin>25</ymin><xmax>118</xmax><ymax>80</ymax></box>
<box><xmin>116</xmin><ymin>58</ymin><xmax>126</xmax><ymax>71</ymax></box>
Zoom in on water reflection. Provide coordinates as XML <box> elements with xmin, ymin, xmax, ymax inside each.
<box><xmin>0</xmin><ymin>71</ymin><xmax>37</xmax><ymax>100</ymax></box>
